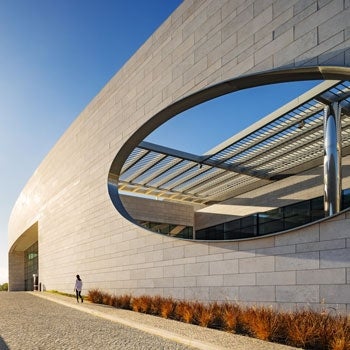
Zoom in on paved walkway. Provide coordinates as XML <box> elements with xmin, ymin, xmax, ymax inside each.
<box><xmin>0</xmin><ymin>292</ymin><xmax>297</xmax><ymax>350</ymax></box>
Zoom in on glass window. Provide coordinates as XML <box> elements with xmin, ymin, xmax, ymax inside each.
<box><xmin>284</xmin><ymin>201</ymin><xmax>311</xmax><ymax>229</ymax></box>
<box><xmin>24</xmin><ymin>241</ymin><xmax>38</xmax><ymax>291</ymax></box>
<box><xmin>195</xmin><ymin>188</ymin><xmax>349</xmax><ymax>241</ymax></box>
<box><xmin>311</xmin><ymin>196</ymin><xmax>324</xmax><ymax>221</ymax></box>
<box><xmin>342</xmin><ymin>189</ymin><xmax>350</xmax><ymax>210</ymax></box>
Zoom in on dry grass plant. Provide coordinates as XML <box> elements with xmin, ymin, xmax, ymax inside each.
<box><xmin>327</xmin><ymin>315</ymin><xmax>350</xmax><ymax>350</ymax></box>
<box><xmin>175</xmin><ymin>301</ymin><xmax>196</xmax><ymax>323</ymax></box>
<box><xmin>87</xmin><ymin>288</ymin><xmax>104</xmax><ymax>304</ymax></box>
<box><xmin>285</xmin><ymin>309</ymin><xmax>328</xmax><ymax>348</ymax></box>
<box><xmin>107</xmin><ymin>295</ymin><xmax>117</xmax><ymax>307</ymax></box>
<box><xmin>148</xmin><ymin>295</ymin><xmax>163</xmax><ymax>316</ymax></box>
<box><xmin>115</xmin><ymin>294</ymin><xmax>132</xmax><ymax>309</ymax></box>
<box><xmin>102</xmin><ymin>293</ymin><xmax>112</xmax><ymax>305</ymax></box>
<box><xmin>239</xmin><ymin>306</ymin><xmax>284</xmax><ymax>342</ymax></box>
<box><xmin>285</xmin><ymin>309</ymin><xmax>350</xmax><ymax>350</ymax></box>
<box><xmin>86</xmin><ymin>289</ymin><xmax>350</xmax><ymax>350</ymax></box>
<box><xmin>159</xmin><ymin>297</ymin><xmax>176</xmax><ymax>319</ymax></box>
<box><xmin>131</xmin><ymin>295</ymin><xmax>152</xmax><ymax>313</ymax></box>
<box><xmin>194</xmin><ymin>302</ymin><xmax>222</xmax><ymax>328</ymax></box>
<box><xmin>219</xmin><ymin>302</ymin><xmax>240</xmax><ymax>332</ymax></box>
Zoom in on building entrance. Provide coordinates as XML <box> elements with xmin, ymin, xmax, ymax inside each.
<box><xmin>24</xmin><ymin>242</ymin><xmax>38</xmax><ymax>291</ymax></box>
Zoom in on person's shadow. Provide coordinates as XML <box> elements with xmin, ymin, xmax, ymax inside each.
<box><xmin>0</xmin><ymin>336</ymin><xmax>9</xmax><ymax>350</ymax></box>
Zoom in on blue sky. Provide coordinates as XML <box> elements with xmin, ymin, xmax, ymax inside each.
<box><xmin>146</xmin><ymin>80</ymin><xmax>320</xmax><ymax>154</ymax></box>
<box><xmin>0</xmin><ymin>0</ymin><xmax>320</xmax><ymax>285</ymax></box>
<box><xmin>0</xmin><ymin>0</ymin><xmax>183</xmax><ymax>284</ymax></box>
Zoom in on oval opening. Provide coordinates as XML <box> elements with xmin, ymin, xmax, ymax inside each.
<box><xmin>108</xmin><ymin>67</ymin><xmax>350</xmax><ymax>241</ymax></box>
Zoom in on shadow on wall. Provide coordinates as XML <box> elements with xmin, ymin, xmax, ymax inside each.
<box><xmin>195</xmin><ymin>163</ymin><xmax>350</xmax><ymax>230</ymax></box>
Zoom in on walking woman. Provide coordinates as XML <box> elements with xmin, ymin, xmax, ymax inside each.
<box><xmin>74</xmin><ymin>274</ymin><xmax>83</xmax><ymax>303</ymax></box>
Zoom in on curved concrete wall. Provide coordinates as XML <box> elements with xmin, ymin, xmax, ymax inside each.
<box><xmin>9</xmin><ymin>0</ymin><xmax>350</xmax><ymax>312</ymax></box>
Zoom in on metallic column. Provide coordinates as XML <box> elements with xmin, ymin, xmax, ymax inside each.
<box><xmin>324</xmin><ymin>102</ymin><xmax>342</xmax><ymax>216</ymax></box>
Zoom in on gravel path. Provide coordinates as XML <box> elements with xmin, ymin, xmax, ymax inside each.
<box><xmin>0</xmin><ymin>292</ymin><xmax>194</xmax><ymax>350</ymax></box>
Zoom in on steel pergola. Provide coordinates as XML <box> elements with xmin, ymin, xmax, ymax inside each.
<box><xmin>116</xmin><ymin>80</ymin><xmax>350</xmax><ymax>205</ymax></box>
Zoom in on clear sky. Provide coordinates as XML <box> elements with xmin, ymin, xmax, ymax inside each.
<box><xmin>0</xmin><ymin>0</ymin><xmax>320</xmax><ymax>285</ymax></box>
<box><xmin>0</xmin><ymin>0</ymin><xmax>183</xmax><ymax>284</ymax></box>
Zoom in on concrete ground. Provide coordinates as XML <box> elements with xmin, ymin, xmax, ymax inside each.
<box><xmin>0</xmin><ymin>291</ymin><xmax>298</xmax><ymax>349</ymax></box>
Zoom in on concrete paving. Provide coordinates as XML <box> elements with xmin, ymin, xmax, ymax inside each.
<box><xmin>0</xmin><ymin>292</ymin><xmax>298</xmax><ymax>349</ymax></box>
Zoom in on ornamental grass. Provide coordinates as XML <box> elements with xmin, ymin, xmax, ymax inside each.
<box><xmin>87</xmin><ymin>289</ymin><xmax>350</xmax><ymax>350</ymax></box>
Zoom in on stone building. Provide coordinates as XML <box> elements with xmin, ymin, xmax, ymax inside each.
<box><xmin>9</xmin><ymin>0</ymin><xmax>350</xmax><ymax>313</ymax></box>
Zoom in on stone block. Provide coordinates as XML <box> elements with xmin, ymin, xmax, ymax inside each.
<box><xmin>239</xmin><ymin>236</ymin><xmax>275</xmax><ymax>250</ymax></box>
<box><xmin>185</xmin><ymin>287</ymin><xmax>210</xmax><ymax>301</ymax></box>
<box><xmin>166</xmin><ymin>264</ymin><xmax>184</xmax><ymax>278</ymax></box>
<box><xmin>145</xmin><ymin>249</ymin><xmax>163</xmax><ymax>263</ymax></box>
<box><xmin>145</xmin><ymin>267</ymin><xmax>163</xmax><ymax>279</ymax></box>
<box><xmin>239</xmin><ymin>286</ymin><xmax>276</xmax><ymax>302</ymax></box>
<box><xmin>297</xmin><ymin>268</ymin><xmax>346</xmax><ymax>285</ymax></box>
<box><xmin>210</xmin><ymin>259</ymin><xmax>238</xmax><ymax>275</ymax></box>
<box><xmin>256</xmin><ymin>6</ymin><xmax>293</xmax><ymax>42</ymax></box>
<box><xmin>276</xmin><ymin>251</ymin><xmax>319</xmax><ymax>271</ymax></box>
<box><xmin>194</xmin><ymin>31</ymin><xmax>221</xmax><ymax>63</ymax></box>
<box><xmin>255</xmin><ymin>28</ymin><xmax>294</xmax><ymax>65</ymax></box>
<box><xmin>184</xmin><ymin>56</ymin><xmax>208</xmax><ymax>86</ymax></box>
<box><xmin>137</xmin><ymin>278</ymin><xmax>154</xmax><ymax>288</ymax></box>
<box><xmin>196</xmin><ymin>253</ymin><xmax>223</xmax><ymax>263</ymax></box>
<box><xmin>222</xmin><ymin>51</ymin><xmax>254</xmax><ymax>78</ymax></box>
<box><xmin>182</xmin><ymin>6</ymin><xmax>207</xmax><ymax>41</ymax></box>
<box><xmin>184</xmin><ymin>242</ymin><xmax>209</xmax><ymax>258</ymax></box>
<box><xmin>224</xmin><ymin>250</ymin><xmax>255</xmax><ymax>260</ymax></box>
<box><xmin>320</xmin><ymin>285</ymin><xmax>350</xmax><ymax>304</ymax></box>
<box><xmin>318</xmin><ymin>7</ymin><xmax>350</xmax><ymax>43</ymax></box>
<box><xmin>185</xmin><ymin>262</ymin><xmax>209</xmax><ymax>276</ymax></box>
<box><xmin>256</xmin><ymin>244</ymin><xmax>295</xmax><ymax>256</ymax></box>
<box><xmin>320</xmin><ymin>248</ymin><xmax>350</xmax><ymax>269</ymax></box>
<box><xmin>239</xmin><ymin>256</ymin><xmax>275</xmax><ymax>273</ymax></box>
<box><xmin>163</xmin><ymin>246</ymin><xmax>185</xmax><ymax>260</ymax></box>
<box><xmin>222</xmin><ymin>35</ymin><xmax>254</xmax><ymax>66</ymax></box>
<box><xmin>294</xmin><ymin>0</ymin><xmax>343</xmax><ymax>39</ymax></box>
<box><xmin>254</xmin><ymin>0</ymin><xmax>273</xmax><ymax>17</ymax></box>
<box><xmin>297</xmin><ymin>239</ymin><xmax>345</xmax><ymax>253</ymax></box>
<box><xmin>154</xmin><ymin>259</ymin><xmax>173</xmax><ymax>268</ymax></box>
<box><xmin>273</xmin><ymin>0</ymin><xmax>298</xmax><ymax>17</ymax></box>
<box><xmin>194</xmin><ymin>9</ymin><xmax>221</xmax><ymax>43</ymax></box>
<box><xmin>320</xmin><ymin>220</ymin><xmax>350</xmax><ymax>241</ymax></box>
<box><xmin>293</xmin><ymin>0</ymin><xmax>316</xmax><ymax>16</ymax></box>
<box><xmin>237</xmin><ymin>6</ymin><xmax>273</xmax><ymax>44</ymax></box>
<box><xmin>115</xmin><ymin>270</ymin><xmax>131</xmax><ymax>281</ymax></box>
<box><xmin>274</xmin><ymin>29</ymin><xmax>318</xmax><ymax>67</ymax></box>
<box><xmin>210</xmin><ymin>286</ymin><xmax>239</xmax><ymax>302</ymax></box>
<box><xmin>221</xmin><ymin>4</ymin><xmax>253</xmax><ymax>42</ymax></box>
<box><xmin>174</xmin><ymin>276</ymin><xmax>196</xmax><ymax>288</ymax></box>
<box><xmin>224</xmin><ymin>273</ymin><xmax>256</xmax><ymax>286</ymax></box>
<box><xmin>154</xmin><ymin>277</ymin><xmax>174</xmax><ymax>288</ymax></box>
<box><xmin>257</xmin><ymin>271</ymin><xmax>296</xmax><ymax>285</ymax></box>
<box><xmin>251</xmin><ymin>55</ymin><xmax>274</xmax><ymax>73</ymax></box>
<box><xmin>276</xmin><ymin>285</ymin><xmax>319</xmax><ymax>303</ymax></box>
<box><xmin>196</xmin><ymin>275</ymin><xmax>224</xmax><ymax>287</ymax></box>
<box><xmin>275</xmin><ymin>225</ymin><xmax>319</xmax><ymax>246</ymax></box>
<box><xmin>173</xmin><ymin>257</ymin><xmax>196</xmax><ymax>266</ymax></box>
<box><xmin>296</xmin><ymin>31</ymin><xmax>344</xmax><ymax>65</ymax></box>
<box><xmin>165</xmin><ymin>287</ymin><xmax>185</xmax><ymax>300</ymax></box>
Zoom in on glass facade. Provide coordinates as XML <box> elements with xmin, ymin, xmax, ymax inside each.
<box><xmin>138</xmin><ymin>220</ymin><xmax>193</xmax><ymax>239</ymax></box>
<box><xmin>24</xmin><ymin>242</ymin><xmax>38</xmax><ymax>291</ymax></box>
<box><xmin>126</xmin><ymin>189</ymin><xmax>350</xmax><ymax>242</ymax></box>
<box><xmin>196</xmin><ymin>189</ymin><xmax>350</xmax><ymax>241</ymax></box>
